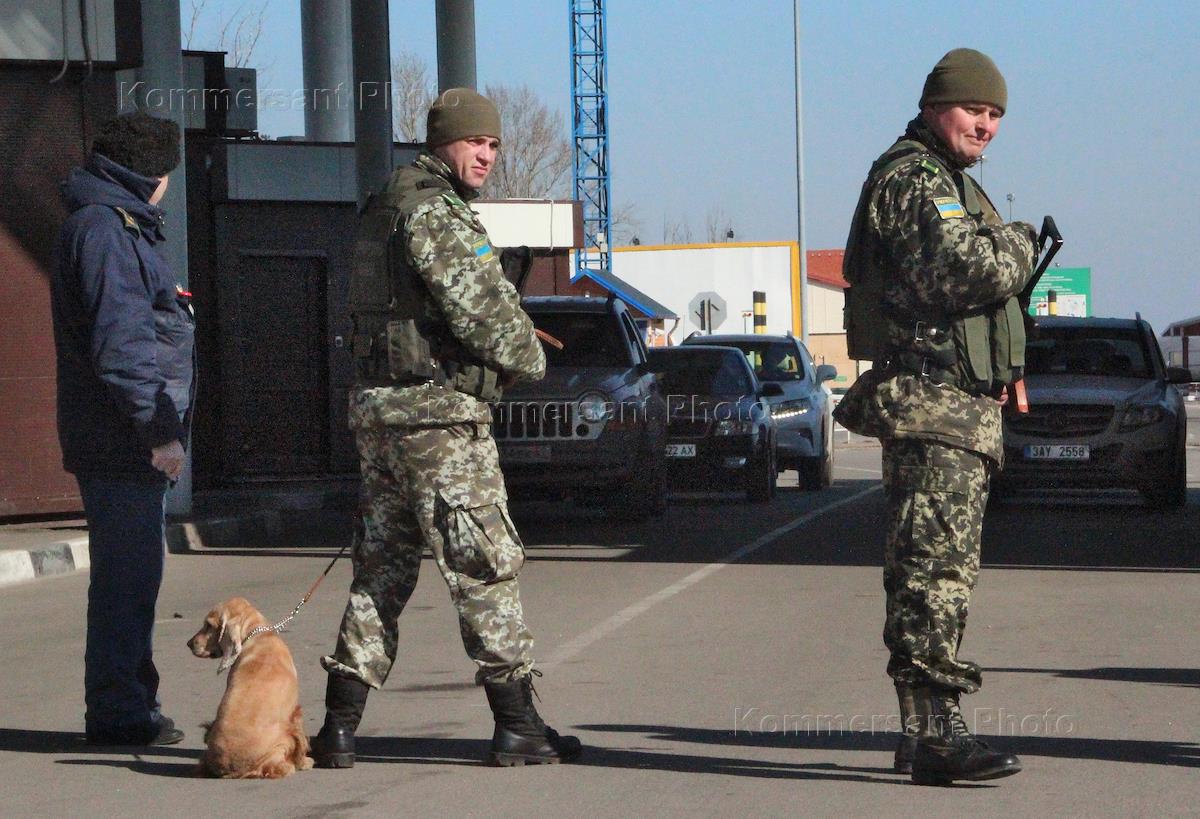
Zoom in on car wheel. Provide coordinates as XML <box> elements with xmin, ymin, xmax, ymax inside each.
<box><xmin>746</xmin><ymin>441</ymin><xmax>776</xmax><ymax>503</ymax></box>
<box><xmin>1143</xmin><ymin>433</ymin><xmax>1187</xmax><ymax>510</ymax></box>
<box><xmin>798</xmin><ymin>422</ymin><xmax>834</xmax><ymax>491</ymax></box>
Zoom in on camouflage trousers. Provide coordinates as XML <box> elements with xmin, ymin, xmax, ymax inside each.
<box><xmin>321</xmin><ymin>423</ymin><xmax>534</xmax><ymax>688</ymax></box>
<box><xmin>881</xmin><ymin>437</ymin><xmax>990</xmax><ymax>694</ymax></box>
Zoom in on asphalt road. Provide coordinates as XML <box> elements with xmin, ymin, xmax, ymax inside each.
<box><xmin>0</xmin><ymin>440</ymin><xmax>1196</xmax><ymax>819</ymax></box>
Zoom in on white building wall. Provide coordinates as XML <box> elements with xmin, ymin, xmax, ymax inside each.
<box><xmin>809</xmin><ymin>283</ymin><xmax>844</xmax><ymax>335</ymax></box>
<box><xmin>609</xmin><ymin>243</ymin><xmax>845</xmax><ymax>342</ymax></box>
<box><xmin>611</xmin><ymin>244</ymin><xmax>795</xmax><ymax>340</ymax></box>
<box><xmin>471</xmin><ymin>201</ymin><xmax>577</xmax><ymax>249</ymax></box>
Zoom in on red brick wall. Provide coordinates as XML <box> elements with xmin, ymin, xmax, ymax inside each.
<box><xmin>0</xmin><ymin>67</ymin><xmax>117</xmax><ymax>516</ymax></box>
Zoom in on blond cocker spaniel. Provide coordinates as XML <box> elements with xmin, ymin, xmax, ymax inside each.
<box><xmin>187</xmin><ymin>597</ymin><xmax>313</xmax><ymax>779</ymax></box>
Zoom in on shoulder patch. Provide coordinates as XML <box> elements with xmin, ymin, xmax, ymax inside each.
<box><xmin>440</xmin><ymin>192</ymin><xmax>466</xmax><ymax>209</ymax></box>
<box><xmin>919</xmin><ymin>158</ymin><xmax>941</xmax><ymax>175</ymax></box>
<box><xmin>471</xmin><ymin>237</ymin><xmax>494</xmax><ymax>262</ymax></box>
<box><xmin>933</xmin><ymin>197</ymin><xmax>966</xmax><ymax>220</ymax></box>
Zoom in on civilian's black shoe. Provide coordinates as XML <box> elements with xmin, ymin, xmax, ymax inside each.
<box><xmin>85</xmin><ymin>715</ymin><xmax>184</xmax><ymax>747</ymax></box>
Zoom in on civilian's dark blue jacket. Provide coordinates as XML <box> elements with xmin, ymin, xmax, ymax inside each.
<box><xmin>52</xmin><ymin>153</ymin><xmax>196</xmax><ymax>478</ymax></box>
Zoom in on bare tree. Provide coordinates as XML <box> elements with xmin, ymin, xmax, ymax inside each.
<box><xmin>704</xmin><ymin>205</ymin><xmax>734</xmax><ymax>243</ymax></box>
<box><xmin>391</xmin><ymin>50</ymin><xmax>435</xmax><ymax>142</ymax></box>
<box><xmin>662</xmin><ymin>213</ymin><xmax>694</xmax><ymax>244</ymax></box>
<box><xmin>385</xmin><ymin>55</ymin><xmax>572</xmax><ymax>200</ymax></box>
<box><xmin>183</xmin><ymin>0</ymin><xmax>269</xmax><ymax>68</ymax></box>
<box><xmin>480</xmin><ymin>84</ymin><xmax>572</xmax><ymax>200</ymax></box>
<box><xmin>609</xmin><ymin>201</ymin><xmax>642</xmax><ymax>247</ymax></box>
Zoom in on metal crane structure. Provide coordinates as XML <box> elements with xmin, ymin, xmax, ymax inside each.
<box><xmin>569</xmin><ymin>0</ymin><xmax>611</xmax><ymax>278</ymax></box>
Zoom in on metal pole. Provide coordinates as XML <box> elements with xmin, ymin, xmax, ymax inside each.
<box><xmin>435</xmin><ymin>0</ymin><xmax>477</xmax><ymax>91</ymax></box>
<box><xmin>793</xmin><ymin>0</ymin><xmax>809</xmax><ymax>344</ymax></box>
<box><xmin>128</xmin><ymin>0</ymin><xmax>192</xmax><ymax>514</ymax></box>
<box><xmin>302</xmin><ymin>0</ymin><xmax>354</xmax><ymax>142</ymax></box>
<box><xmin>351</xmin><ymin>0</ymin><xmax>393</xmax><ymax>208</ymax></box>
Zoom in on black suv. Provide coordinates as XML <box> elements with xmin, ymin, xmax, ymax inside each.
<box><xmin>647</xmin><ymin>345</ymin><xmax>780</xmax><ymax>502</ymax></box>
<box><xmin>492</xmin><ymin>296</ymin><xmax>668</xmax><ymax>518</ymax></box>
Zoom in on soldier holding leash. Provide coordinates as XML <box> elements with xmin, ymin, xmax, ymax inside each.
<box><xmin>312</xmin><ymin>89</ymin><xmax>581</xmax><ymax>768</ymax></box>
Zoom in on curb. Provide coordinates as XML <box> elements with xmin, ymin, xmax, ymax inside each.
<box><xmin>1</xmin><ymin>486</ymin><xmax>355</xmax><ymax>589</ymax></box>
<box><xmin>0</xmin><ymin>537</ymin><xmax>90</xmax><ymax>590</ymax></box>
<box><xmin>163</xmin><ymin>504</ymin><xmax>351</xmax><ymax>553</ymax></box>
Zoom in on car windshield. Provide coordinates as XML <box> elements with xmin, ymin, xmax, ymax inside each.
<box><xmin>1024</xmin><ymin>327</ymin><xmax>1154</xmax><ymax>378</ymax></box>
<box><xmin>530</xmin><ymin>312</ymin><xmax>629</xmax><ymax>367</ymax></box>
<box><xmin>653</xmin><ymin>352</ymin><xmax>754</xmax><ymax>396</ymax></box>
<box><xmin>721</xmin><ymin>340</ymin><xmax>807</xmax><ymax>382</ymax></box>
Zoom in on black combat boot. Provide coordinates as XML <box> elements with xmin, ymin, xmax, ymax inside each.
<box><xmin>483</xmin><ymin>672</ymin><xmax>582</xmax><ymax>766</ymax></box>
<box><xmin>910</xmin><ymin>686</ymin><xmax>1022</xmax><ymax>785</ymax></box>
<box><xmin>894</xmin><ymin>683</ymin><xmax>918</xmax><ymax>774</ymax></box>
<box><xmin>311</xmin><ymin>673</ymin><xmax>370</xmax><ymax>769</ymax></box>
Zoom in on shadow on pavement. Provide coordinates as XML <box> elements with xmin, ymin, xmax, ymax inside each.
<box><xmin>354</xmin><ymin>733</ymin><xmax>907</xmax><ymax>784</ymax></box>
<box><xmin>578</xmin><ymin>723</ymin><xmax>1200</xmax><ymax>770</ymax></box>
<box><xmin>511</xmin><ymin>477</ymin><xmax>1200</xmax><ymax>571</ymax></box>
<box><xmin>175</xmin><ymin>479</ymin><xmax>1199</xmax><ymax>572</ymax></box>
<box><xmin>0</xmin><ymin>728</ymin><xmax>199</xmax><ymax>778</ymax></box>
<box><xmin>989</xmin><ymin>666</ymin><xmax>1200</xmax><ymax>689</ymax></box>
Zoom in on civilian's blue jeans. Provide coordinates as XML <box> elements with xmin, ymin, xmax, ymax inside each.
<box><xmin>77</xmin><ymin>475</ymin><xmax>167</xmax><ymax>733</ymax></box>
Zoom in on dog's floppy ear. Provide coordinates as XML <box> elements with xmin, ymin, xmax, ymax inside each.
<box><xmin>216</xmin><ymin>607</ymin><xmax>243</xmax><ymax>673</ymax></box>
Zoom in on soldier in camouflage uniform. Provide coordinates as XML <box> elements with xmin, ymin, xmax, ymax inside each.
<box><xmin>312</xmin><ymin>89</ymin><xmax>581</xmax><ymax>768</ymax></box>
<box><xmin>833</xmin><ymin>49</ymin><xmax>1037</xmax><ymax>785</ymax></box>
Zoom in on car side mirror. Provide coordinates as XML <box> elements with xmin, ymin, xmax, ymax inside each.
<box><xmin>1165</xmin><ymin>366</ymin><xmax>1192</xmax><ymax>384</ymax></box>
<box><xmin>815</xmin><ymin>364</ymin><xmax>838</xmax><ymax>383</ymax></box>
<box><xmin>760</xmin><ymin>382</ymin><xmax>785</xmax><ymax>397</ymax></box>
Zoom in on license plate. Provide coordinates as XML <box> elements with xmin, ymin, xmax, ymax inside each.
<box><xmin>666</xmin><ymin>443</ymin><xmax>696</xmax><ymax>458</ymax></box>
<box><xmin>504</xmin><ymin>444</ymin><xmax>552</xmax><ymax>463</ymax></box>
<box><xmin>1023</xmin><ymin>444</ymin><xmax>1090</xmax><ymax>461</ymax></box>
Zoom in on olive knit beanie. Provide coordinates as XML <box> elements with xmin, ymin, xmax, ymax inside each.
<box><xmin>426</xmin><ymin>88</ymin><xmax>502</xmax><ymax>147</ymax></box>
<box><xmin>919</xmin><ymin>48</ymin><xmax>1007</xmax><ymax>114</ymax></box>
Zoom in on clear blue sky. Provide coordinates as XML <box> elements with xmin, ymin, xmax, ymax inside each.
<box><xmin>186</xmin><ymin>1</ymin><xmax>1200</xmax><ymax>334</ymax></box>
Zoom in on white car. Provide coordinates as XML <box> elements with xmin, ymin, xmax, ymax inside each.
<box><xmin>682</xmin><ymin>333</ymin><xmax>837</xmax><ymax>489</ymax></box>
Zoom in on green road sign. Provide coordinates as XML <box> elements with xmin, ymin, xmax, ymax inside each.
<box><xmin>1029</xmin><ymin>267</ymin><xmax>1091</xmax><ymax>317</ymax></box>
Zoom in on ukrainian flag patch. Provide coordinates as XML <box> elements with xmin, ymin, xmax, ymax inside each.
<box><xmin>933</xmin><ymin>197</ymin><xmax>966</xmax><ymax>219</ymax></box>
<box><xmin>472</xmin><ymin>238</ymin><xmax>494</xmax><ymax>261</ymax></box>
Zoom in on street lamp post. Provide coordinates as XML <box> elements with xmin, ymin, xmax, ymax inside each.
<box><xmin>793</xmin><ymin>0</ymin><xmax>808</xmax><ymax>343</ymax></box>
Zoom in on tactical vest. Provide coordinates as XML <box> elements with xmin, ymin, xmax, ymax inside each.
<box><xmin>842</xmin><ymin>139</ymin><xmax>1025</xmax><ymax>396</ymax></box>
<box><xmin>348</xmin><ymin>165</ymin><xmax>501</xmax><ymax>402</ymax></box>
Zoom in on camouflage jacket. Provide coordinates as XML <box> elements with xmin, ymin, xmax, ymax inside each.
<box><xmin>834</xmin><ymin>117</ymin><xmax>1037</xmax><ymax>463</ymax></box>
<box><xmin>349</xmin><ymin>152</ymin><xmax>546</xmax><ymax>430</ymax></box>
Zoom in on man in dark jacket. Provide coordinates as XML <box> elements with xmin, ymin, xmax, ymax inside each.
<box><xmin>52</xmin><ymin>111</ymin><xmax>195</xmax><ymax>746</ymax></box>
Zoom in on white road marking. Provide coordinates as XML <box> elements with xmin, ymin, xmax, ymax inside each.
<box><xmin>541</xmin><ymin>484</ymin><xmax>882</xmax><ymax>669</ymax></box>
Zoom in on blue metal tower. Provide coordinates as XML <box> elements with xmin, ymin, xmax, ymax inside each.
<box><xmin>569</xmin><ymin>0</ymin><xmax>610</xmax><ymax>277</ymax></box>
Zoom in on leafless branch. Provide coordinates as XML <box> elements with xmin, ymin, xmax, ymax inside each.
<box><xmin>390</xmin><ymin>50</ymin><xmax>436</xmax><ymax>142</ymax></box>
<box><xmin>704</xmin><ymin>205</ymin><xmax>733</xmax><ymax>243</ymax></box>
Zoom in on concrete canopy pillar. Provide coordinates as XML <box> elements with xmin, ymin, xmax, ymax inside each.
<box><xmin>119</xmin><ymin>0</ymin><xmax>192</xmax><ymax>514</ymax></box>
<box><xmin>301</xmin><ymin>0</ymin><xmax>354</xmax><ymax>142</ymax></box>
<box><xmin>435</xmin><ymin>0</ymin><xmax>477</xmax><ymax>91</ymax></box>
<box><xmin>351</xmin><ymin>0</ymin><xmax>393</xmax><ymax>206</ymax></box>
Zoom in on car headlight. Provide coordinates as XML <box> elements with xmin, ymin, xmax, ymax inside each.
<box><xmin>773</xmin><ymin>398</ymin><xmax>812</xmax><ymax>420</ymax></box>
<box><xmin>577</xmin><ymin>392</ymin><xmax>612</xmax><ymax>423</ymax></box>
<box><xmin>714</xmin><ymin>418</ymin><xmax>756</xmax><ymax>436</ymax></box>
<box><xmin>1118</xmin><ymin>404</ymin><xmax>1165</xmax><ymax>430</ymax></box>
